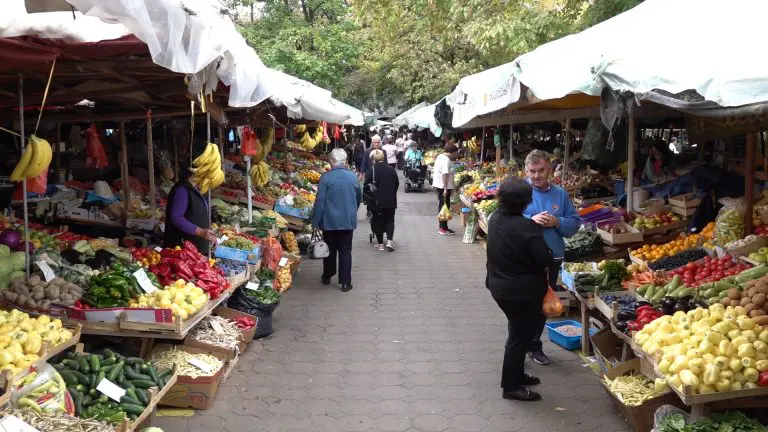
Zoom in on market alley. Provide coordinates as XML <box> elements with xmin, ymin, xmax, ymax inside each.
<box><xmin>158</xmin><ymin>182</ymin><xmax>631</xmax><ymax>432</ymax></box>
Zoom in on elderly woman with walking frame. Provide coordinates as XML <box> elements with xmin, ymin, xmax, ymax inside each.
<box><xmin>310</xmin><ymin>149</ymin><xmax>362</xmax><ymax>292</ymax></box>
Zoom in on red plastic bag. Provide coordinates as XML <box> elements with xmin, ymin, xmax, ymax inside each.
<box><xmin>261</xmin><ymin>236</ymin><xmax>283</xmax><ymax>271</ymax></box>
<box><xmin>542</xmin><ymin>286</ymin><xmax>564</xmax><ymax>318</ymax></box>
<box><xmin>84</xmin><ymin>124</ymin><xmax>108</xmax><ymax>168</ymax></box>
<box><xmin>241</xmin><ymin>126</ymin><xmax>260</xmax><ymax>156</ymax></box>
<box><xmin>12</xmin><ymin>171</ymin><xmax>48</xmax><ymax>200</ymax></box>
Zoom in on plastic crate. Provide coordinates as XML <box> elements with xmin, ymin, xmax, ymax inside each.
<box><xmin>274</xmin><ymin>203</ymin><xmax>310</xmax><ymax>219</ymax></box>
<box><xmin>546</xmin><ymin>320</ymin><xmax>596</xmax><ymax>350</ymax></box>
<box><xmin>214</xmin><ymin>245</ymin><xmax>262</xmax><ymax>264</ymax></box>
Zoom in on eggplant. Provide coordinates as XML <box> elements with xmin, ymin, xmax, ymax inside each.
<box><xmin>635</xmin><ymin>301</ymin><xmax>651</xmax><ymax>308</ymax></box>
<box><xmin>616</xmin><ymin>310</ymin><xmax>636</xmax><ymax>321</ymax></box>
<box><xmin>679</xmin><ymin>295</ymin><xmax>694</xmax><ymax>303</ymax></box>
<box><xmin>660</xmin><ymin>296</ymin><xmax>677</xmax><ymax>308</ymax></box>
<box><xmin>614</xmin><ymin>321</ymin><xmax>629</xmax><ymax>332</ymax></box>
<box><xmin>693</xmin><ymin>299</ymin><xmax>709</xmax><ymax>309</ymax></box>
<box><xmin>662</xmin><ymin>305</ymin><xmax>676</xmax><ymax>316</ymax></box>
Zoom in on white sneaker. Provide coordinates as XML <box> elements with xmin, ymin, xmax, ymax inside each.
<box><xmin>374</xmin><ymin>244</ymin><xmax>385</xmax><ymax>251</ymax></box>
<box><xmin>385</xmin><ymin>240</ymin><xmax>395</xmax><ymax>252</ymax></box>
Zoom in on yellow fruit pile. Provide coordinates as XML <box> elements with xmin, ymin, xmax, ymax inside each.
<box><xmin>467</xmin><ymin>136</ymin><xmax>480</xmax><ymax>153</ymax></box>
<box><xmin>299</xmin><ymin>170</ymin><xmax>320</xmax><ymax>183</ymax></box>
<box><xmin>281</xmin><ymin>231</ymin><xmax>299</xmax><ymax>253</ymax></box>
<box><xmin>293</xmin><ymin>124</ymin><xmax>318</xmax><ymax>151</ymax></box>
<box><xmin>191</xmin><ymin>143</ymin><xmax>224</xmax><ymax>193</ymax></box>
<box><xmin>635</xmin><ymin>303</ymin><xmax>768</xmax><ymax>394</ymax></box>
<box><xmin>128</xmin><ymin>279</ymin><xmax>208</xmax><ymax>320</ymax></box>
<box><xmin>631</xmin><ymin>222</ymin><xmax>715</xmax><ymax>261</ymax></box>
<box><xmin>0</xmin><ymin>310</ymin><xmax>73</xmax><ymax>374</ymax></box>
<box><xmin>10</xmin><ymin>135</ymin><xmax>52</xmax><ymax>181</ymax></box>
<box><xmin>249</xmin><ymin>128</ymin><xmax>274</xmax><ymax>188</ymax></box>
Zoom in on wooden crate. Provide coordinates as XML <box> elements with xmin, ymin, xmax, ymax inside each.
<box><xmin>668</xmin><ymin>193</ymin><xmax>701</xmax><ymax>209</ymax></box>
<box><xmin>728</xmin><ymin>235</ymin><xmax>768</xmax><ymax>259</ymax></box>
<box><xmin>670</xmin><ymin>205</ymin><xmax>697</xmax><ymax>217</ymax></box>
<box><xmin>597</xmin><ymin>222</ymin><xmax>643</xmax><ymax>245</ymax></box>
<box><xmin>639</xmin><ymin>218</ymin><xmax>688</xmax><ymax>236</ymax></box>
<box><xmin>593</xmin><ymin>290</ymin><xmax>637</xmax><ymax>322</ymax></box>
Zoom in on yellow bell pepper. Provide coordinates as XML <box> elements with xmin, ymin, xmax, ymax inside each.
<box><xmin>668</xmin><ymin>374</ymin><xmax>682</xmax><ymax>389</ymax></box>
<box><xmin>22</xmin><ymin>334</ymin><xmax>41</xmax><ymax>355</ymax></box>
<box><xmin>0</xmin><ymin>350</ymin><xmax>13</xmax><ymax>367</ymax></box>
<box><xmin>742</xmin><ymin>357</ymin><xmax>756</xmax><ymax>369</ymax></box>
<box><xmin>745</xmin><ymin>382</ymin><xmax>759</xmax><ymax>389</ymax></box>
<box><xmin>728</xmin><ymin>329</ymin><xmax>742</xmax><ymax>340</ymax></box>
<box><xmin>754</xmin><ymin>341</ymin><xmax>768</xmax><ymax>354</ymax></box>
<box><xmin>679</xmin><ymin>369</ymin><xmax>700</xmax><ymax>387</ymax></box>
<box><xmin>697</xmin><ymin>384</ymin><xmax>715</xmax><ymax>394</ymax></box>
<box><xmin>731</xmin><ymin>336</ymin><xmax>749</xmax><ymax>348</ymax></box>
<box><xmin>719</xmin><ymin>340</ymin><xmax>734</xmax><ymax>356</ymax></box>
<box><xmin>730</xmin><ymin>358</ymin><xmax>744</xmax><ymax>373</ymax></box>
<box><xmin>734</xmin><ymin>372</ymin><xmax>746</xmax><ymax>384</ymax></box>
<box><xmin>699</xmin><ymin>340</ymin><xmax>715</xmax><ymax>355</ymax></box>
<box><xmin>737</xmin><ymin>344</ymin><xmax>756</xmax><ymax>358</ymax></box>
<box><xmin>756</xmin><ymin>359</ymin><xmax>768</xmax><ymax>372</ymax></box>
<box><xmin>705</xmin><ymin>331</ymin><xmax>723</xmax><ymax>345</ymax></box>
<box><xmin>759</xmin><ymin>330</ymin><xmax>768</xmax><ymax>344</ymax></box>
<box><xmin>715</xmin><ymin>378</ymin><xmax>731</xmax><ymax>392</ymax></box>
<box><xmin>703</xmin><ymin>364</ymin><xmax>720</xmax><ymax>385</ymax></box>
<box><xmin>738</xmin><ymin>318</ymin><xmax>756</xmax><ymax>331</ymax></box>
<box><xmin>730</xmin><ymin>381</ymin><xmax>743</xmax><ymax>391</ymax></box>
<box><xmin>715</xmin><ymin>356</ymin><xmax>730</xmax><ymax>369</ymax></box>
<box><xmin>670</xmin><ymin>355</ymin><xmax>690</xmax><ymax>374</ymax></box>
<box><xmin>744</xmin><ymin>367</ymin><xmax>759</xmax><ymax>383</ymax></box>
<box><xmin>720</xmin><ymin>370</ymin><xmax>734</xmax><ymax>380</ymax></box>
<box><xmin>742</xmin><ymin>330</ymin><xmax>758</xmax><ymax>343</ymax></box>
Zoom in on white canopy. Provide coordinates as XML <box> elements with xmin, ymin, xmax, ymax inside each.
<box><xmin>395</xmin><ymin>102</ymin><xmax>442</xmax><ymax>137</ymax></box>
<box><xmin>392</xmin><ymin>102</ymin><xmax>426</xmax><ymax>128</ymax></box>
<box><xmin>449</xmin><ymin>0</ymin><xmax>768</xmax><ymax>127</ymax></box>
<box><xmin>265</xmin><ymin>70</ymin><xmax>352</xmax><ymax>124</ymax></box>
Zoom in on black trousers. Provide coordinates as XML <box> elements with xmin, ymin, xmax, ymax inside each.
<box><xmin>436</xmin><ymin>188</ymin><xmax>453</xmax><ymax>230</ymax></box>
<box><xmin>371</xmin><ymin>208</ymin><xmax>395</xmax><ymax>244</ymax></box>
<box><xmin>494</xmin><ymin>297</ymin><xmax>540</xmax><ymax>391</ymax></box>
<box><xmin>321</xmin><ymin>230</ymin><xmax>354</xmax><ymax>285</ymax></box>
<box><xmin>531</xmin><ymin>259</ymin><xmax>563</xmax><ymax>352</ymax></box>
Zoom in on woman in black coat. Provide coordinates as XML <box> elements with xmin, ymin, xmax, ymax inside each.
<box><xmin>486</xmin><ymin>177</ymin><xmax>553</xmax><ymax>402</ymax></box>
<box><xmin>365</xmin><ymin>149</ymin><xmax>399</xmax><ymax>251</ymax></box>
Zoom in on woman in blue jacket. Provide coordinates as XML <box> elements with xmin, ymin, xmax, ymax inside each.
<box><xmin>311</xmin><ymin>149</ymin><xmax>362</xmax><ymax>292</ymax></box>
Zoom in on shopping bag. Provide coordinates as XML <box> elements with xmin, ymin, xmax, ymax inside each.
<box><xmin>241</xmin><ymin>126</ymin><xmax>260</xmax><ymax>156</ymax></box>
<box><xmin>308</xmin><ymin>230</ymin><xmax>330</xmax><ymax>259</ymax></box>
<box><xmin>542</xmin><ymin>286</ymin><xmax>564</xmax><ymax>318</ymax></box>
<box><xmin>438</xmin><ymin>203</ymin><xmax>452</xmax><ymax>222</ymax></box>
<box><xmin>84</xmin><ymin>124</ymin><xmax>109</xmax><ymax>168</ymax></box>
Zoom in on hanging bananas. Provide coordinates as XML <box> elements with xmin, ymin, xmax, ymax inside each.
<box><xmin>467</xmin><ymin>136</ymin><xmax>480</xmax><ymax>154</ymax></box>
<box><xmin>10</xmin><ymin>135</ymin><xmax>53</xmax><ymax>181</ymax></box>
<box><xmin>249</xmin><ymin>161</ymin><xmax>270</xmax><ymax>188</ymax></box>
<box><xmin>255</xmin><ymin>128</ymin><xmax>274</xmax><ymax>162</ymax></box>
<box><xmin>191</xmin><ymin>142</ymin><xmax>224</xmax><ymax>194</ymax></box>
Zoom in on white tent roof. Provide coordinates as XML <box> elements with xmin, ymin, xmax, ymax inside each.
<box><xmin>394</xmin><ymin>102</ymin><xmax>442</xmax><ymax>137</ymax></box>
<box><xmin>448</xmin><ymin>0</ymin><xmax>768</xmax><ymax>128</ymax></box>
<box><xmin>392</xmin><ymin>102</ymin><xmax>426</xmax><ymax>128</ymax></box>
<box><xmin>265</xmin><ymin>70</ymin><xmax>352</xmax><ymax>124</ymax></box>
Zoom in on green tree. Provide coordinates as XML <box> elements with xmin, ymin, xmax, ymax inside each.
<box><xmin>579</xmin><ymin>0</ymin><xmax>643</xmax><ymax>29</ymax></box>
<box><xmin>238</xmin><ymin>0</ymin><xmax>368</xmax><ymax>103</ymax></box>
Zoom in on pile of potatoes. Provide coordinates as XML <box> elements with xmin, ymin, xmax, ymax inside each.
<box><xmin>720</xmin><ymin>276</ymin><xmax>768</xmax><ymax>325</ymax></box>
<box><xmin>1</xmin><ymin>274</ymin><xmax>84</xmax><ymax>312</ymax></box>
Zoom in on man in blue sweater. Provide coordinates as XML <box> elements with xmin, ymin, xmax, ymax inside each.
<box><xmin>311</xmin><ymin>149</ymin><xmax>362</xmax><ymax>292</ymax></box>
<box><xmin>523</xmin><ymin>150</ymin><xmax>582</xmax><ymax>365</ymax></box>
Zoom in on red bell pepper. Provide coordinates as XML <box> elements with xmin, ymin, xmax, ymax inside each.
<box><xmin>760</xmin><ymin>371</ymin><xmax>768</xmax><ymax>387</ymax></box>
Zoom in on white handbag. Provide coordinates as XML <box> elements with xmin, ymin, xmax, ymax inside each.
<box><xmin>308</xmin><ymin>229</ymin><xmax>330</xmax><ymax>259</ymax></box>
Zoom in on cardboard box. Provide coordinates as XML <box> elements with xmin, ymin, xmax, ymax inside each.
<box><xmin>590</xmin><ymin>328</ymin><xmax>631</xmax><ymax>374</ymax></box>
<box><xmin>155</xmin><ymin>344</ymin><xmax>227</xmax><ymax>410</ymax></box>
<box><xmin>213</xmin><ymin>306</ymin><xmax>258</xmax><ymax>353</ymax></box>
<box><xmin>596</xmin><ymin>221</ymin><xmax>643</xmax><ymax>245</ymax></box>
<box><xmin>601</xmin><ymin>358</ymin><xmax>684</xmax><ymax>432</ymax></box>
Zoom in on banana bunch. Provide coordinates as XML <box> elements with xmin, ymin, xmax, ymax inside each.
<box><xmin>255</xmin><ymin>128</ymin><xmax>274</xmax><ymax>162</ymax></box>
<box><xmin>191</xmin><ymin>143</ymin><xmax>224</xmax><ymax>194</ymax></box>
<box><xmin>10</xmin><ymin>135</ymin><xmax>53</xmax><ymax>181</ymax></box>
<box><xmin>249</xmin><ymin>161</ymin><xmax>270</xmax><ymax>188</ymax></box>
<box><xmin>467</xmin><ymin>136</ymin><xmax>480</xmax><ymax>154</ymax></box>
<box><xmin>314</xmin><ymin>126</ymin><xmax>330</xmax><ymax>145</ymax></box>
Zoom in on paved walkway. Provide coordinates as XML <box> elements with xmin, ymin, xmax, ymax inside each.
<box><xmin>157</xmin><ymin>181</ymin><xmax>631</xmax><ymax>432</ymax></box>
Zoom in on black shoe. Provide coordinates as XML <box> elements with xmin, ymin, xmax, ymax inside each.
<box><xmin>321</xmin><ymin>277</ymin><xmax>331</xmax><ymax>285</ymax></box>
<box><xmin>341</xmin><ymin>284</ymin><xmax>353</xmax><ymax>292</ymax></box>
<box><xmin>502</xmin><ymin>387</ymin><xmax>541</xmax><ymax>401</ymax></box>
<box><xmin>522</xmin><ymin>374</ymin><xmax>541</xmax><ymax>386</ymax></box>
<box><xmin>529</xmin><ymin>350</ymin><xmax>550</xmax><ymax>366</ymax></box>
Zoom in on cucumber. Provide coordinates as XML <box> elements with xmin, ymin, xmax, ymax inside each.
<box><xmin>60</xmin><ymin>370</ymin><xmax>78</xmax><ymax>386</ymax></box>
<box><xmin>100</xmin><ymin>357</ymin><xmax>117</xmax><ymax>367</ymax></box>
<box><xmin>645</xmin><ymin>285</ymin><xmax>656</xmax><ymax>299</ymax></box>
<box><xmin>120</xmin><ymin>395</ymin><xmax>142</xmax><ymax>406</ymax></box>
<box><xmin>69</xmin><ymin>370</ymin><xmax>89</xmax><ymax>386</ymax></box>
<box><xmin>125</xmin><ymin>370</ymin><xmax>152</xmax><ymax>381</ymax></box>
<box><xmin>89</xmin><ymin>373</ymin><xmax>97</xmax><ymax>390</ymax></box>
<box><xmin>123</xmin><ymin>381</ymin><xmax>136</xmax><ymax>390</ymax></box>
<box><xmin>62</xmin><ymin>359</ymin><xmax>80</xmax><ymax>370</ymax></box>
<box><xmin>76</xmin><ymin>355</ymin><xmax>90</xmax><ymax>374</ymax></box>
<box><xmin>120</xmin><ymin>403</ymin><xmax>146</xmax><ymax>415</ymax></box>
<box><xmin>75</xmin><ymin>384</ymin><xmax>87</xmax><ymax>392</ymax></box>
<box><xmin>108</xmin><ymin>361</ymin><xmax>124</xmax><ymax>382</ymax></box>
<box><xmin>89</xmin><ymin>355</ymin><xmax>100</xmax><ymax>372</ymax></box>
<box><xmin>125</xmin><ymin>388</ymin><xmax>138</xmax><ymax>401</ymax></box>
<box><xmin>125</xmin><ymin>357</ymin><xmax>145</xmax><ymax>366</ymax></box>
<box><xmin>157</xmin><ymin>368</ymin><xmax>172</xmax><ymax>380</ymax></box>
<box><xmin>147</xmin><ymin>366</ymin><xmax>159</xmax><ymax>385</ymax></box>
<box><xmin>99</xmin><ymin>364</ymin><xmax>115</xmax><ymax>374</ymax></box>
<box><xmin>135</xmin><ymin>388</ymin><xmax>149</xmax><ymax>405</ymax></box>
<box><xmin>89</xmin><ymin>389</ymin><xmax>97</xmax><ymax>397</ymax></box>
<box><xmin>130</xmin><ymin>379</ymin><xmax>154</xmax><ymax>389</ymax></box>
<box><xmin>68</xmin><ymin>388</ymin><xmax>83</xmax><ymax>415</ymax></box>
<box><xmin>102</xmin><ymin>348</ymin><xmax>116</xmax><ymax>358</ymax></box>
<box><xmin>96</xmin><ymin>371</ymin><xmax>105</xmax><ymax>385</ymax></box>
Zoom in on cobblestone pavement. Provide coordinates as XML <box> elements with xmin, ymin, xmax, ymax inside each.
<box><xmin>156</xmin><ymin>182</ymin><xmax>631</xmax><ymax>432</ymax></box>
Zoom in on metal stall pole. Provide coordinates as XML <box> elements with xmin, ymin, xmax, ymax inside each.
<box><xmin>147</xmin><ymin>111</ymin><xmax>156</xmax><ymax>230</ymax></box>
<box><xmin>626</xmin><ymin>110</ymin><xmax>637</xmax><ymax>213</ymax></box>
<box><xmin>206</xmin><ymin>111</ymin><xmax>212</xmax><ymax>259</ymax></box>
<box><xmin>19</xmin><ymin>74</ymin><xmax>30</xmax><ymax>278</ymax></box>
<box><xmin>563</xmin><ymin>118</ymin><xmax>572</xmax><ymax>183</ymax></box>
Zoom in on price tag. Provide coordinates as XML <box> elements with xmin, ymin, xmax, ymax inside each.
<box><xmin>35</xmin><ymin>261</ymin><xmax>55</xmax><ymax>283</ymax></box>
<box><xmin>188</xmin><ymin>358</ymin><xmax>215</xmax><ymax>374</ymax></box>
<box><xmin>0</xmin><ymin>415</ymin><xmax>40</xmax><ymax>432</ymax></box>
<box><xmin>218</xmin><ymin>235</ymin><xmax>229</xmax><ymax>245</ymax></box>
<box><xmin>96</xmin><ymin>378</ymin><xmax>126</xmax><ymax>402</ymax></box>
<box><xmin>133</xmin><ymin>269</ymin><xmax>158</xmax><ymax>294</ymax></box>
<box><xmin>154</xmin><ymin>246</ymin><xmax>163</xmax><ymax>252</ymax></box>
<box><xmin>245</xmin><ymin>282</ymin><xmax>260</xmax><ymax>291</ymax></box>
<box><xmin>278</xmin><ymin>257</ymin><xmax>289</xmax><ymax>267</ymax></box>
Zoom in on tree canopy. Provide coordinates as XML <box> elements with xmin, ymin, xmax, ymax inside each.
<box><xmin>237</xmin><ymin>0</ymin><xmax>643</xmax><ymax>112</ymax></box>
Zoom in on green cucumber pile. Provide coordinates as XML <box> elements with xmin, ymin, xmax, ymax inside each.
<box><xmin>54</xmin><ymin>349</ymin><xmax>172</xmax><ymax>424</ymax></box>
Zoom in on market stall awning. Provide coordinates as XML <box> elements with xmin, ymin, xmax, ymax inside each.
<box><xmin>5</xmin><ymin>1</ymin><xmax>276</xmax><ymax>108</ymax></box>
<box><xmin>395</xmin><ymin>102</ymin><xmax>442</xmax><ymax>137</ymax></box>
<box><xmin>392</xmin><ymin>102</ymin><xmax>426</xmax><ymax>128</ymax></box>
<box><xmin>265</xmin><ymin>69</ymin><xmax>352</xmax><ymax>124</ymax></box>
